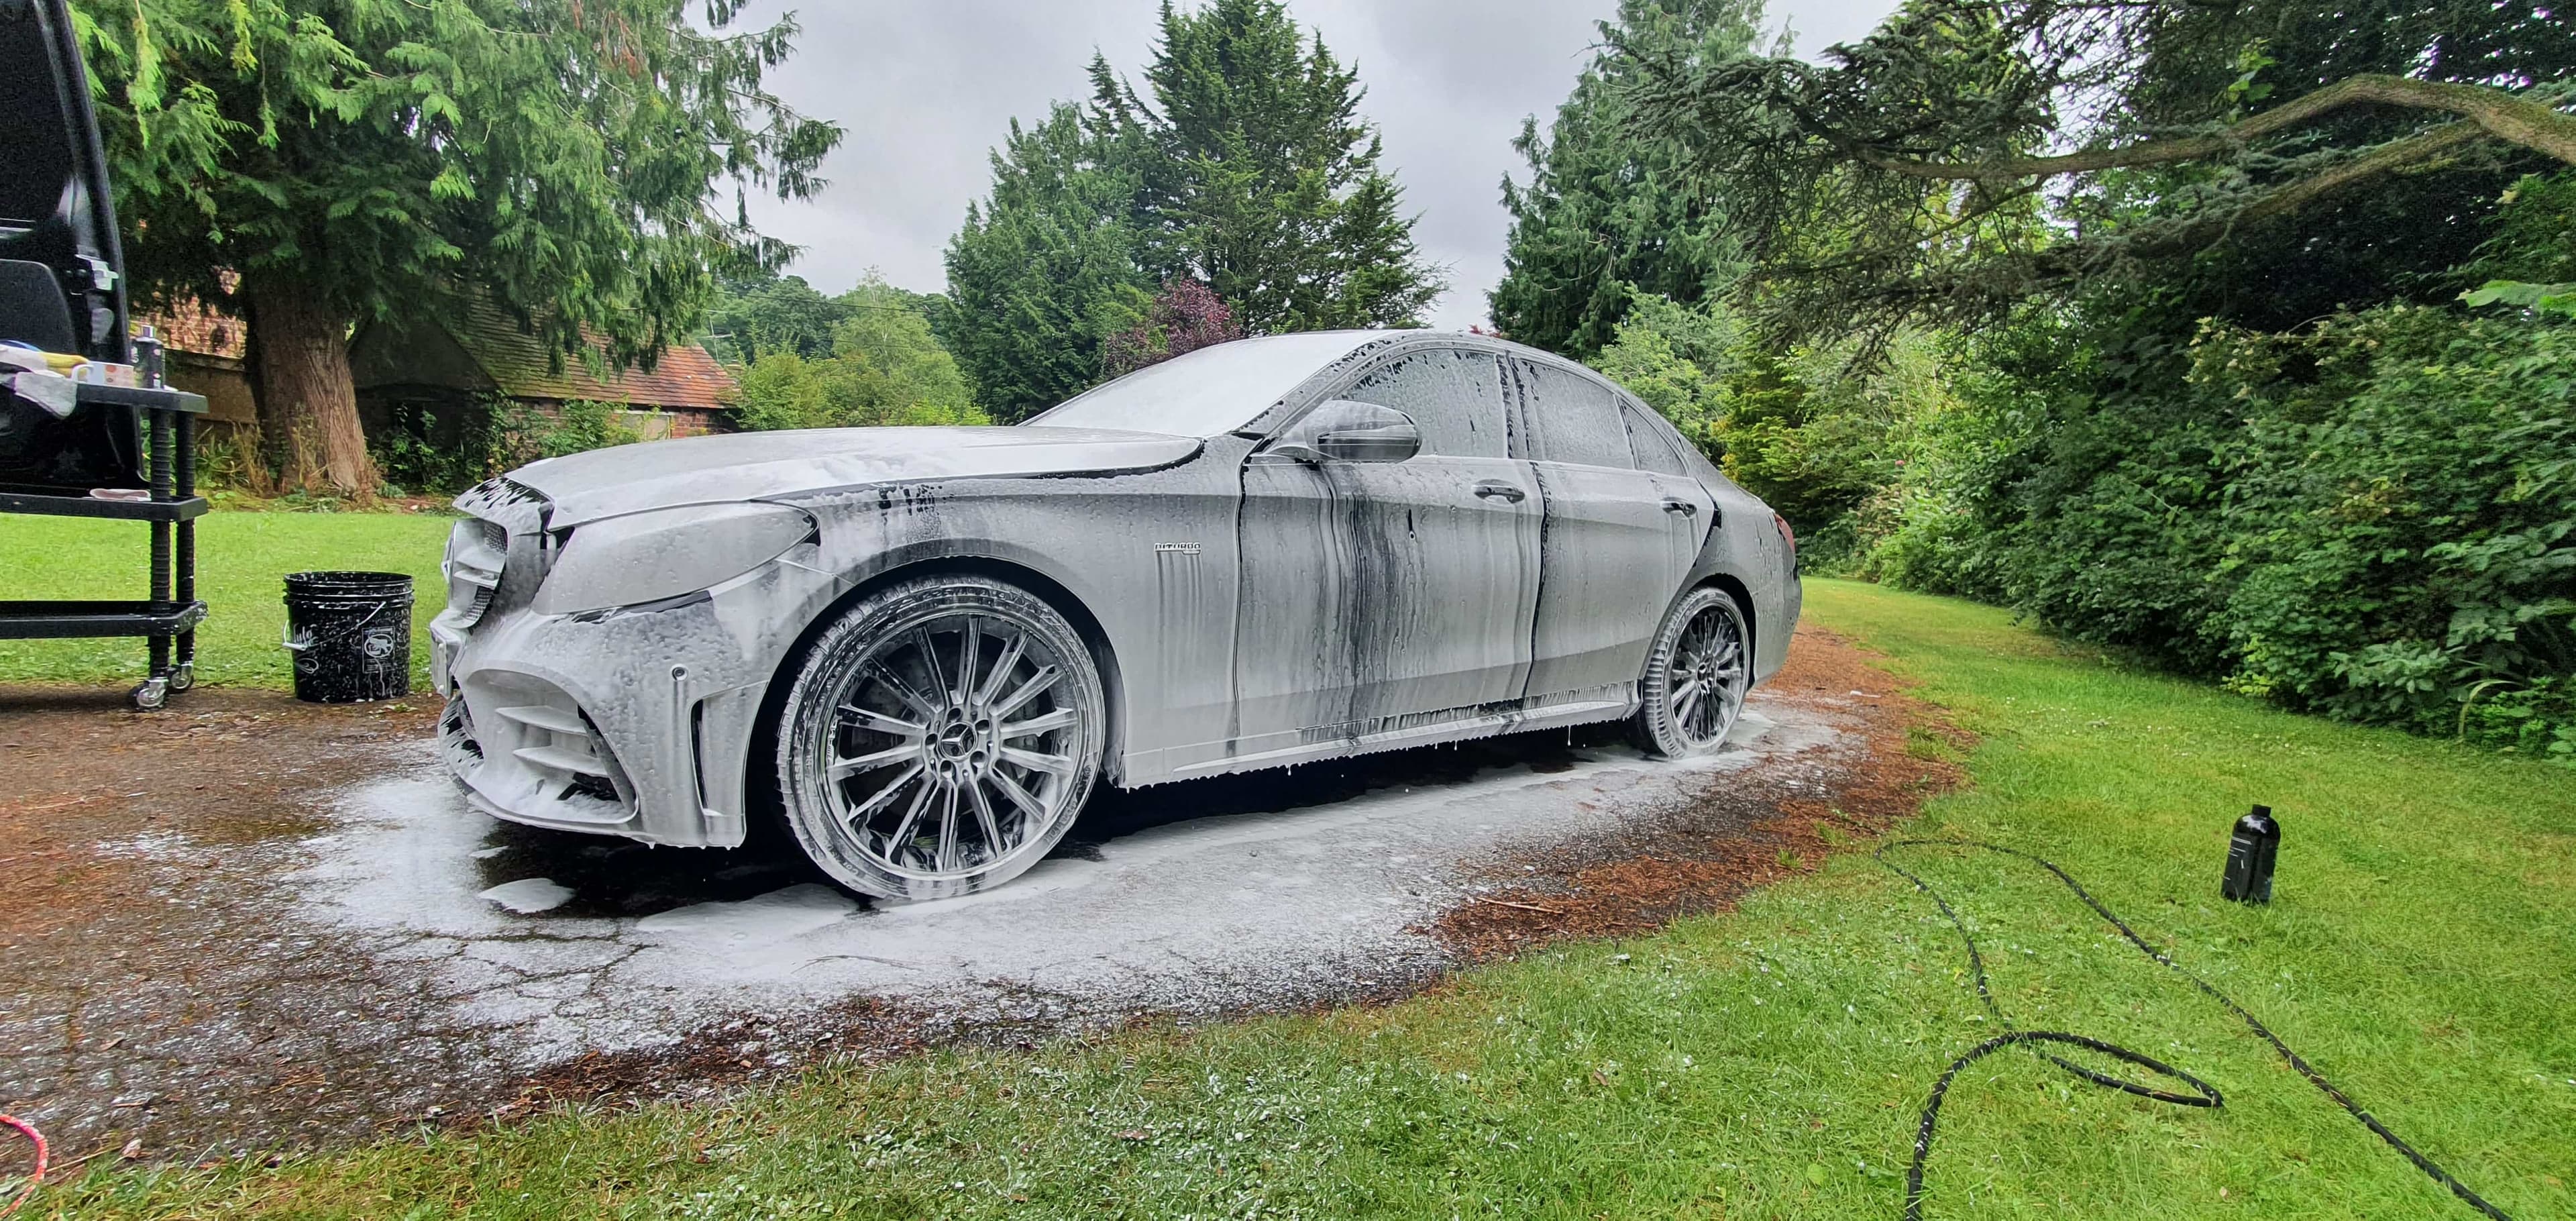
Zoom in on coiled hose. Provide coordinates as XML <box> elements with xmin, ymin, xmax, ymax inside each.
<box><xmin>1877</xmin><ymin>839</ymin><xmax>2510</xmax><ymax>1220</ymax></box>
<box><xmin>0</xmin><ymin>1114</ymin><xmax>45</xmax><ymax>1219</ymax></box>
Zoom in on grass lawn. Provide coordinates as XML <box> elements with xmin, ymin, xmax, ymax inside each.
<box><xmin>27</xmin><ymin>579</ymin><xmax>2576</xmax><ymax>1219</ymax></box>
<box><xmin>0</xmin><ymin>510</ymin><xmax>453</xmax><ymax>692</ymax></box>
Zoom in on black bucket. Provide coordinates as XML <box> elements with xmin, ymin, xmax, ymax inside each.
<box><xmin>283</xmin><ymin>571</ymin><xmax>413</xmax><ymax>704</ymax></box>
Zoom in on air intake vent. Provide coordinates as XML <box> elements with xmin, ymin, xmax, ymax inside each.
<box><xmin>453</xmin><ymin>675</ymin><xmax>639</xmax><ymax>828</ymax></box>
<box><xmin>496</xmin><ymin>702</ymin><xmax>629</xmax><ymax>805</ymax></box>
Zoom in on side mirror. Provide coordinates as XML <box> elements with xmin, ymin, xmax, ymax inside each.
<box><xmin>1265</xmin><ymin>400</ymin><xmax>1420</xmax><ymax>464</ymax></box>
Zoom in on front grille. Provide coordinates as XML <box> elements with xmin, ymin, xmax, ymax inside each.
<box><xmin>447</xmin><ymin>480</ymin><xmax>553</xmax><ymax>628</ymax></box>
<box><xmin>442</xmin><ymin>519</ymin><xmax>506</xmax><ymax>628</ymax></box>
<box><xmin>456</xmin><ymin>477</ymin><xmax>549</xmax><ymax>535</ymax></box>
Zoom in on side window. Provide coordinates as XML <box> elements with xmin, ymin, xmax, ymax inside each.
<box><xmin>1621</xmin><ymin>402</ymin><xmax>1691</xmax><ymax>476</ymax></box>
<box><xmin>1515</xmin><ymin>361</ymin><xmax>1633</xmax><ymax>469</ymax></box>
<box><xmin>1339</xmin><ymin>347</ymin><xmax>1510</xmax><ymax>459</ymax></box>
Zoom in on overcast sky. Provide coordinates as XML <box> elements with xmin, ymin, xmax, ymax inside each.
<box><xmin>734</xmin><ymin>1</ymin><xmax>1900</xmax><ymax>329</ymax></box>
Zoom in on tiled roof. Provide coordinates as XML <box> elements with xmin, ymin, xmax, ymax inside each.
<box><xmin>446</xmin><ymin>297</ymin><xmax>737</xmax><ymax>411</ymax></box>
<box><xmin>140</xmin><ymin>283</ymin><xmax>737</xmax><ymax>412</ymax></box>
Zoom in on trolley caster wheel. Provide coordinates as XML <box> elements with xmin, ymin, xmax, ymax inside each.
<box><xmin>130</xmin><ymin>676</ymin><xmax>170</xmax><ymax>710</ymax></box>
<box><xmin>168</xmin><ymin>661</ymin><xmax>195</xmax><ymax>693</ymax></box>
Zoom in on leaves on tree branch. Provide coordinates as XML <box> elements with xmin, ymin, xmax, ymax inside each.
<box><xmin>1611</xmin><ymin>0</ymin><xmax>2576</xmax><ymax>343</ymax></box>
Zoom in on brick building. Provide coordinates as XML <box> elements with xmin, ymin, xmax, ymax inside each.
<box><xmin>133</xmin><ymin>289</ymin><xmax>739</xmax><ymax>460</ymax></box>
<box><xmin>349</xmin><ymin>297</ymin><xmax>737</xmax><ymax>440</ymax></box>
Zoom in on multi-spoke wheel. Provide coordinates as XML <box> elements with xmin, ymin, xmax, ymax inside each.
<box><xmin>775</xmin><ymin>575</ymin><xmax>1105</xmax><ymax>900</ymax></box>
<box><xmin>1629</xmin><ymin>586</ymin><xmax>1751</xmax><ymax>759</ymax></box>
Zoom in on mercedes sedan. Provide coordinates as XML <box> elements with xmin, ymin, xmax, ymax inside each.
<box><xmin>433</xmin><ymin>330</ymin><xmax>1801</xmax><ymax>899</ymax></box>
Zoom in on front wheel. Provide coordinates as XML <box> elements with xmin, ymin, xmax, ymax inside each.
<box><xmin>1629</xmin><ymin>586</ymin><xmax>1752</xmax><ymax>759</ymax></box>
<box><xmin>775</xmin><ymin>575</ymin><xmax>1106</xmax><ymax>900</ymax></box>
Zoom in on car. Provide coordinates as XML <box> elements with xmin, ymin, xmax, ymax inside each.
<box><xmin>433</xmin><ymin>329</ymin><xmax>1801</xmax><ymax>899</ymax></box>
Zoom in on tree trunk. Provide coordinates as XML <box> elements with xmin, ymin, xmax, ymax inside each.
<box><xmin>243</xmin><ymin>280</ymin><xmax>376</xmax><ymax>496</ymax></box>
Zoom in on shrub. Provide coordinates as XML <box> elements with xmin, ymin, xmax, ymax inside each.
<box><xmin>2204</xmin><ymin>308</ymin><xmax>2576</xmax><ymax>745</ymax></box>
<box><xmin>1102</xmin><ymin>280</ymin><xmax>1244</xmax><ymax>378</ymax></box>
<box><xmin>1851</xmin><ymin>303</ymin><xmax>2576</xmax><ymax>761</ymax></box>
<box><xmin>1589</xmin><ymin>296</ymin><xmax>1967</xmax><ymax>570</ymax></box>
<box><xmin>370</xmin><ymin>396</ymin><xmax>644</xmax><ymax>494</ymax></box>
<box><xmin>731</xmin><ymin>294</ymin><xmax>988</xmax><ymax>433</ymax></box>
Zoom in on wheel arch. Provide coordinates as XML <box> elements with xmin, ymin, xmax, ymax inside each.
<box><xmin>1695</xmin><ymin>571</ymin><xmax>1758</xmax><ymax>657</ymax></box>
<box><xmin>1648</xmin><ymin>568</ymin><xmax>1758</xmax><ymax>668</ymax></box>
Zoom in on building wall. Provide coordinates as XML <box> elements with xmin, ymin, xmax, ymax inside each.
<box><xmin>163</xmin><ymin>351</ymin><xmax>258</xmax><ymax>467</ymax></box>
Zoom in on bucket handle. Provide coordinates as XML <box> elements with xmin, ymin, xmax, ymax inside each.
<box><xmin>282</xmin><ymin>598</ymin><xmax>397</xmax><ymax>651</ymax></box>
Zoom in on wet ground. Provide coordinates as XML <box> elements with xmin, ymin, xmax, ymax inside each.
<box><xmin>1</xmin><ymin>629</ymin><xmax>1925</xmax><ymax>1161</ymax></box>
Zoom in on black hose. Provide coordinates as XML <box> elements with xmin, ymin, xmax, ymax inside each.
<box><xmin>1876</xmin><ymin>839</ymin><xmax>2511</xmax><ymax>1221</ymax></box>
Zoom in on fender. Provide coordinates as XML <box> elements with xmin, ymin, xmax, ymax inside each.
<box><xmin>1656</xmin><ymin>488</ymin><xmax>1799</xmax><ymax>686</ymax></box>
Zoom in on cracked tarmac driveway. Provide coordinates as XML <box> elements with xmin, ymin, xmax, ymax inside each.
<box><xmin>3</xmin><ymin>639</ymin><xmax>1862</xmax><ymax>1159</ymax></box>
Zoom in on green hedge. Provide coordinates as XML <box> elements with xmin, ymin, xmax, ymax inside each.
<box><xmin>1849</xmin><ymin>305</ymin><xmax>2576</xmax><ymax>763</ymax></box>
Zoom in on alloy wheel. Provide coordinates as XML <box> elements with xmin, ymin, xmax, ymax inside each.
<box><xmin>1667</xmin><ymin>598</ymin><xmax>1748</xmax><ymax>749</ymax></box>
<box><xmin>812</xmin><ymin>610</ymin><xmax>1087</xmax><ymax>882</ymax></box>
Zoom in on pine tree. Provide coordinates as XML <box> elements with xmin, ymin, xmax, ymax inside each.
<box><xmin>1104</xmin><ymin>0</ymin><xmax>1442</xmax><ymax>332</ymax></box>
<box><xmin>941</xmin><ymin>106</ymin><xmax>1154</xmax><ymax>423</ymax></box>
<box><xmin>945</xmin><ymin>0</ymin><xmax>1442</xmax><ymax>418</ymax></box>
<box><xmin>1490</xmin><ymin>0</ymin><xmax>1766</xmax><ymax>358</ymax></box>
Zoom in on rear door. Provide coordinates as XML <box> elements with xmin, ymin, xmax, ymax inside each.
<box><xmin>1229</xmin><ymin>346</ymin><xmax>1541</xmax><ymax>756</ymax></box>
<box><xmin>1510</xmin><ymin>359</ymin><xmax>1699</xmax><ymax>706</ymax></box>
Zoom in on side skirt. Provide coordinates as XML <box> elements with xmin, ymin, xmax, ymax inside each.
<box><xmin>1153</xmin><ymin>693</ymin><xmax>1633</xmax><ymax>784</ymax></box>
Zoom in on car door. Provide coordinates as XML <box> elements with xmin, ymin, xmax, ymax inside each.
<box><xmin>1227</xmin><ymin>346</ymin><xmax>1542</xmax><ymax>760</ymax></box>
<box><xmin>1511</xmin><ymin>358</ymin><xmax>1701</xmax><ymax>706</ymax></box>
<box><xmin>1621</xmin><ymin>397</ymin><xmax>1717</xmax><ymax>579</ymax></box>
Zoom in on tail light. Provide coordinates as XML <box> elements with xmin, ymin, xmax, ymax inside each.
<box><xmin>1772</xmin><ymin>511</ymin><xmax>1796</xmax><ymax>553</ymax></box>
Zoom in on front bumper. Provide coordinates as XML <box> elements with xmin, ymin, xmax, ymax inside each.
<box><xmin>433</xmin><ymin>542</ymin><xmax>841</xmax><ymax>849</ymax></box>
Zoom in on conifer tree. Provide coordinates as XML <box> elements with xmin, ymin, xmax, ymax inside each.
<box><xmin>945</xmin><ymin>0</ymin><xmax>1442</xmax><ymax>419</ymax></box>
<box><xmin>1490</xmin><ymin>0</ymin><xmax>1767</xmax><ymax>358</ymax></box>
<box><xmin>942</xmin><ymin>106</ymin><xmax>1154</xmax><ymax>423</ymax></box>
<box><xmin>79</xmin><ymin>0</ymin><xmax>839</xmax><ymax>492</ymax></box>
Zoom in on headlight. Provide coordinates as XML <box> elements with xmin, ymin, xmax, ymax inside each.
<box><xmin>533</xmin><ymin>502</ymin><xmax>814</xmax><ymax>615</ymax></box>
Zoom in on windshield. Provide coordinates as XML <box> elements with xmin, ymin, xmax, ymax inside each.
<box><xmin>1025</xmin><ymin>332</ymin><xmax>1388</xmax><ymax>437</ymax></box>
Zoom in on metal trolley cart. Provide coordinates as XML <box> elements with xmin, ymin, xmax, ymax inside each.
<box><xmin>0</xmin><ymin>335</ymin><xmax>209</xmax><ymax>709</ymax></box>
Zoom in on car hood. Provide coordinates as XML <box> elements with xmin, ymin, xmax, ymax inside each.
<box><xmin>500</xmin><ymin>425</ymin><xmax>1201</xmax><ymax>526</ymax></box>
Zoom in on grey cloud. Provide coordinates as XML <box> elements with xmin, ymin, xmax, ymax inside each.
<box><xmin>737</xmin><ymin>0</ymin><xmax>1896</xmax><ymax>330</ymax></box>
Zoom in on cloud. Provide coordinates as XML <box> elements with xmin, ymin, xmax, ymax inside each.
<box><xmin>736</xmin><ymin>0</ymin><xmax>1897</xmax><ymax>330</ymax></box>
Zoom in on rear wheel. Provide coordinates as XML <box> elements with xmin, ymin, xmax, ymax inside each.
<box><xmin>1629</xmin><ymin>586</ymin><xmax>1751</xmax><ymax>759</ymax></box>
<box><xmin>775</xmin><ymin>575</ymin><xmax>1105</xmax><ymax>900</ymax></box>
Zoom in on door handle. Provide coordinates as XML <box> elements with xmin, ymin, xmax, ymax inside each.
<box><xmin>1661</xmin><ymin>498</ymin><xmax>1699</xmax><ymax>516</ymax></box>
<box><xmin>1473</xmin><ymin>482</ymin><xmax>1527</xmax><ymax>503</ymax></box>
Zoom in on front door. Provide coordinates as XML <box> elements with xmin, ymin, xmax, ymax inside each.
<box><xmin>1226</xmin><ymin>346</ymin><xmax>1542</xmax><ymax>761</ymax></box>
<box><xmin>1511</xmin><ymin>359</ymin><xmax>1700</xmax><ymax>705</ymax></box>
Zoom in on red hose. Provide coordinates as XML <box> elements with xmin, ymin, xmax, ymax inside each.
<box><xmin>0</xmin><ymin>1114</ymin><xmax>44</xmax><ymax>1219</ymax></box>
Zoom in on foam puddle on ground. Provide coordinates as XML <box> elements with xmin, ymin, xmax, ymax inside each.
<box><xmin>479</xmin><ymin>878</ymin><xmax>574</xmax><ymax>914</ymax></box>
<box><xmin>633</xmin><ymin>884</ymin><xmax>861</xmax><ymax>943</ymax></box>
<box><xmin>296</xmin><ymin>703</ymin><xmax>1840</xmax><ymax>1065</ymax></box>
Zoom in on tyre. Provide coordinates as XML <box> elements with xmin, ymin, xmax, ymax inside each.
<box><xmin>775</xmin><ymin>574</ymin><xmax>1106</xmax><ymax>900</ymax></box>
<box><xmin>1629</xmin><ymin>586</ymin><xmax>1752</xmax><ymax>759</ymax></box>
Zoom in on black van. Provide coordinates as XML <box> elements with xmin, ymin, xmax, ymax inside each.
<box><xmin>1</xmin><ymin>0</ymin><xmax>209</xmax><ymax>708</ymax></box>
<box><xmin>1</xmin><ymin>0</ymin><xmax>142</xmax><ymax>490</ymax></box>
